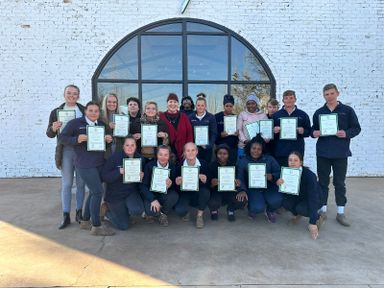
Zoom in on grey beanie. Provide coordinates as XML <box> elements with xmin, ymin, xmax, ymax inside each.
<box><xmin>246</xmin><ymin>93</ymin><xmax>260</xmax><ymax>106</ymax></box>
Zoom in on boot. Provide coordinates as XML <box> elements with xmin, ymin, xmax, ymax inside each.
<box><xmin>58</xmin><ymin>212</ymin><xmax>70</xmax><ymax>229</ymax></box>
<box><xmin>75</xmin><ymin>209</ymin><xmax>83</xmax><ymax>223</ymax></box>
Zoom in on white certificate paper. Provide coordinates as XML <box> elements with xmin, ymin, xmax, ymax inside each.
<box><xmin>141</xmin><ymin>124</ymin><xmax>158</xmax><ymax>147</ymax></box>
<box><xmin>279</xmin><ymin>167</ymin><xmax>301</xmax><ymax>195</ymax></box>
<box><xmin>123</xmin><ymin>158</ymin><xmax>142</xmax><ymax>183</ymax></box>
<box><xmin>57</xmin><ymin>110</ymin><xmax>76</xmax><ymax>133</ymax></box>
<box><xmin>113</xmin><ymin>114</ymin><xmax>129</xmax><ymax>137</ymax></box>
<box><xmin>218</xmin><ymin>166</ymin><xmax>236</xmax><ymax>192</ymax></box>
<box><xmin>150</xmin><ymin>167</ymin><xmax>170</xmax><ymax>194</ymax></box>
<box><xmin>259</xmin><ymin>119</ymin><xmax>274</xmax><ymax>139</ymax></box>
<box><xmin>224</xmin><ymin>115</ymin><xmax>237</xmax><ymax>135</ymax></box>
<box><xmin>280</xmin><ymin>117</ymin><xmax>298</xmax><ymax>140</ymax></box>
<box><xmin>181</xmin><ymin>166</ymin><xmax>199</xmax><ymax>191</ymax></box>
<box><xmin>319</xmin><ymin>114</ymin><xmax>338</xmax><ymax>136</ymax></box>
<box><xmin>245</xmin><ymin>121</ymin><xmax>260</xmax><ymax>139</ymax></box>
<box><xmin>248</xmin><ymin>163</ymin><xmax>267</xmax><ymax>188</ymax></box>
<box><xmin>86</xmin><ymin>126</ymin><xmax>105</xmax><ymax>151</ymax></box>
<box><xmin>194</xmin><ymin>126</ymin><xmax>209</xmax><ymax>146</ymax></box>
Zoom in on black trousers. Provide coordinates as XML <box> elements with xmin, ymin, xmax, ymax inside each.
<box><xmin>144</xmin><ymin>190</ymin><xmax>179</xmax><ymax>216</ymax></box>
<box><xmin>208</xmin><ymin>190</ymin><xmax>246</xmax><ymax>212</ymax></box>
<box><xmin>174</xmin><ymin>187</ymin><xmax>210</xmax><ymax>216</ymax></box>
<box><xmin>317</xmin><ymin>157</ymin><xmax>348</xmax><ymax>206</ymax></box>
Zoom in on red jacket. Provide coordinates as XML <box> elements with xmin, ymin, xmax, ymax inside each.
<box><xmin>160</xmin><ymin>111</ymin><xmax>193</xmax><ymax>161</ymax></box>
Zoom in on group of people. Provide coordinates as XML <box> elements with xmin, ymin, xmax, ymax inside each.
<box><xmin>46</xmin><ymin>83</ymin><xmax>361</xmax><ymax>240</ymax></box>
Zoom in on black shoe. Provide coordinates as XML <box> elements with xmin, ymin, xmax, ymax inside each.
<box><xmin>75</xmin><ymin>209</ymin><xmax>83</xmax><ymax>223</ymax></box>
<box><xmin>210</xmin><ymin>212</ymin><xmax>219</xmax><ymax>221</ymax></box>
<box><xmin>227</xmin><ymin>211</ymin><xmax>236</xmax><ymax>222</ymax></box>
<box><xmin>58</xmin><ymin>212</ymin><xmax>70</xmax><ymax>229</ymax></box>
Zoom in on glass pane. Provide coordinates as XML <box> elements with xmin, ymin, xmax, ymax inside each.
<box><xmin>99</xmin><ymin>37</ymin><xmax>138</xmax><ymax>80</ymax></box>
<box><xmin>141</xmin><ymin>36</ymin><xmax>182</xmax><ymax>80</ymax></box>
<box><xmin>97</xmin><ymin>83</ymin><xmax>139</xmax><ymax>112</ymax></box>
<box><xmin>231</xmin><ymin>37</ymin><xmax>269</xmax><ymax>81</ymax></box>
<box><xmin>146</xmin><ymin>23</ymin><xmax>182</xmax><ymax>33</ymax></box>
<box><xmin>142</xmin><ymin>84</ymin><xmax>182</xmax><ymax>112</ymax></box>
<box><xmin>188</xmin><ymin>84</ymin><xmax>228</xmax><ymax>114</ymax></box>
<box><xmin>231</xmin><ymin>84</ymin><xmax>271</xmax><ymax>114</ymax></box>
<box><xmin>187</xmin><ymin>22</ymin><xmax>223</xmax><ymax>33</ymax></box>
<box><xmin>188</xmin><ymin>35</ymin><xmax>228</xmax><ymax>80</ymax></box>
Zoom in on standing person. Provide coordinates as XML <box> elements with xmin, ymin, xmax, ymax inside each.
<box><xmin>101</xmin><ymin>136</ymin><xmax>145</xmax><ymax>230</ymax></box>
<box><xmin>311</xmin><ymin>83</ymin><xmax>361</xmax><ymax>226</ymax></box>
<box><xmin>237</xmin><ymin>134</ymin><xmax>282</xmax><ymax>223</ymax></box>
<box><xmin>272</xmin><ymin>90</ymin><xmax>311</xmax><ymax>167</ymax></box>
<box><xmin>264</xmin><ymin>99</ymin><xmax>279</xmax><ymax>156</ymax></box>
<box><xmin>180</xmin><ymin>96</ymin><xmax>195</xmax><ymax>117</ymax></box>
<box><xmin>237</xmin><ymin>93</ymin><xmax>268</xmax><ymax>159</ymax></box>
<box><xmin>278</xmin><ymin>151</ymin><xmax>325</xmax><ymax>240</ymax></box>
<box><xmin>141</xmin><ymin>145</ymin><xmax>179</xmax><ymax>226</ymax></box>
<box><xmin>59</xmin><ymin>101</ymin><xmax>114</xmax><ymax>236</ymax></box>
<box><xmin>208</xmin><ymin>144</ymin><xmax>245</xmax><ymax>222</ymax></box>
<box><xmin>46</xmin><ymin>84</ymin><xmax>86</xmax><ymax>229</ymax></box>
<box><xmin>175</xmin><ymin>142</ymin><xmax>210</xmax><ymax>228</ymax></box>
<box><xmin>189</xmin><ymin>96</ymin><xmax>218</xmax><ymax>164</ymax></box>
<box><xmin>126</xmin><ymin>97</ymin><xmax>141</xmax><ymax>123</ymax></box>
<box><xmin>159</xmin><ymin>93</ymin><xmax>193</xmax><ymax>163</ymax></box>
<box><xmin>215</xmin><ymin>94</ymin><xmax>239</xmax><ymax>164</ymax></box>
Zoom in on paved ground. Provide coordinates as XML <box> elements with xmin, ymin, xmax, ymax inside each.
<box><xmin>0</xmin><ymin>177</ymin><xmax>383</xmax><ymax>288</ymax></box>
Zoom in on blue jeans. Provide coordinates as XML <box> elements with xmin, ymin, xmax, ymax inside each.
<box><xmin>247</xmin><ymin>187</ymin><xmax>283</xmax><ymax>214</ymax></box>
<box><xmin>61</xmin><ymin>146</ymin><xmax>85</xmax><ymax>213</ymax></box>
<box><xmin>106</xmin><ymin>192</ymin><xmax>144</xmax><ymax>230</ymax></box>
<box><xmin>237</xmin><ymin>148</ymin><xmax>245</xmax><ymax>160</ymax></box>
<box><xmin>77</xmin><ymin>166</ymin><xmax>104</xmax><ymax>227</ymax></box>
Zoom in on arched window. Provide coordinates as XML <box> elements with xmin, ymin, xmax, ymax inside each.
<box><xmin>92</xmin><ymin>18</ymin><xmax>275</xmax><ymax>114</ymax></box>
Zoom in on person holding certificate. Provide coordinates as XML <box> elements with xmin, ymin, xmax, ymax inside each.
<box><xmin>180</xmin><ymin>95</ymin><xmax>195</xmax><ymax>117</ymax></box>
<box><xmin>272</xmin><ymin>90</ymin><xmax>311</xmax><ymax>167</ymax></box>
<box><xmin>264</xmin><ymin>99</ymin><xmax>280</xmax><ymax>156</ymax></box>
<box><xmin>174</xmin><ymin>142</ymin><xmax>210</xmax><ymax>228</ymax></box>
<box><xmin>141</xmin><ymin>145</ymin><xmax>179</xmax><ymax>226</ymax></box>
<box><xmin>214</xmin><ymin>94</ymin><xmax>239</xmax><ymax>165</ymax></box>
<box><xmin>208</xmin><ymin>144</ymin><xmax>245</xmax><ymax>222</ymax></box>
<box><xmin>237</xmin><ymin>93</ymin><xmax>268</xmax><ymax>160</ymax></box>
<box><xmin>237</xmin><ymin>134</ymin><xmax>282</xmax><ymax>223</ymax></box>
<box><xmin>59</xmin><ymin>101</ymin><xmax>114</xmax><ymax>236</ymax></box>
<box><xmin>311</xmin><ymin>83</ymin><xmax>361</xmax><ymax>227</ymax></box>
<box><xmin>46</xmin><ymin>84</ymin><xmax>86</xmax><ymax>229</ymax></box>
<box><xmin>130</xmin><ymin>101</ymin><xmax>169</xmax><ymax>164</ymax></box>
<box><xmin>189</xmin><ymin>97</ymin><xmax>218</xmax><ymax>164</ymax></box>
<box><xmin>126</xmin><ymin>97</ymin><xmax>142</xmax><ymax>122</ymax></box>
<box><xmin>277</xmin><ymin>152</ymin><xmax>325</xmax><ymax>240</ymax></box>
<box><xmin>101</xmin><ymin>136</ymin><xmax>145</xmax><ymax>230</ymax></box>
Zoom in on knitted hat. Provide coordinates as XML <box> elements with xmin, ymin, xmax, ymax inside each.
<box><xmin>246</xmin><ymin>93</ymin><xmax>260</xmax><ymax>106</ymax></box>
<box><xmin>167</xmin><ymin>93</ymin><xmax>179</xmax><ymax>102</ymax></box>
<box><xmin>223</xmin><ymin>94</ymin><xmax>234</xmax><ymax>105</ymax></box>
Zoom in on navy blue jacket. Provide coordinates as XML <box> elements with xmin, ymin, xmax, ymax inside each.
<box><xmin>272</xmin><ymin>106</ymin><xmax>311</xmax><ymax>157</ymax></box>
<box><xmin>209</xmin><ymin>161</ymin><xmax>238</xmax><ymax>193</ymax></box>
<box><xmin>141</xmin><ymin>160</ymin><xmax>177</xmax><ymax>202</ymax></box>
<box><xmin>101</xmin><ymin>151</ymin><xmax>144</xmax><ymax>202</ymax></box>
<box><xmin>59</xmin><ymin>116</ymin><xmax>106</xmax><ymax>169</ymax></box>
<box><xmin>214</xmin><ymin>111</ymin><xmax>238</xmax><ymax>149</ymax></box>
<box><xmin>311</xmin><ymin>102</ymin><xmax>361</xmax><ymax>158</ymax></box>
<box><xmin>189</xmin><ymin>112</ymin><xmax>218</xmax><ymax>149</ymax></box>
<box><xmin>237</xmin><ymin>154</ymin><xmax>280</xmax><ymax>193</ymax></box>
<box><xmin>175</xmin><ymin>158</ymin><xmax>211</xmax><ymax>190</ymax></box>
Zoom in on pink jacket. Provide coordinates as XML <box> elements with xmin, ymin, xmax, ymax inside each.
<box><xmin>237</xmin><ymin>109</ymin><xmax>268</xmax><ymax>148</ymax></box>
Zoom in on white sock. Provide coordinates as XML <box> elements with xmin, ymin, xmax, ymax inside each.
<box><xmin>321</xmin><ymin>205</ymin><xmax>327</xmax><ymax>213</ymax></box>
<box><xmin>337</xmin><ymin>206</ymin><xmax>345</xmax><ymax>214</ymax></box>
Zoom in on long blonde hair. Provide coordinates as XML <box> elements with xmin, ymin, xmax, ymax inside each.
<box><xmin>100</xmin><ymin>93</ymin><xmax>120</xmax><ymax>123</ymax></box>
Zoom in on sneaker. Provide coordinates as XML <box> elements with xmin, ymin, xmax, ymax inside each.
<box><xmin>227</xmin><ymin>211</ymin><xmax>236</xmax><ymax>222</ymax></box>
<box><xmin>159</xmin><ymin>213</ymin><xmax>169</xmax><ymax>227</ymax></box>
<box><xmin>196</xmin><ymin>214</ymin><xmax>204</xmax><ymax>228</ymax></box>
<box><xmin>144</xmin><ymin>215</ymin><xmax>155</xmax><ymax>224</ymax></box>
<box><xmin>210</xmin><ymin>211</ymin><xmax>219</xmax><ymax>221</ymax></box>
<box><xmin>265</xmin><ymin>211</ymin><xmax>277</xmax><ymax>223</ymax></box>
<box><xmin>90</xmin><ymin>225</ymin><xmax>115</xmax><ymax>236</ymax></box>
<box><xmin>319</xmin><ymin>211</ymin><xmax>328</xmax><ymax>221</ymax></box>
<box><xmin>181</xmin><ymin>212</ymin><xmax>190</xmax><ymax>222</ymax></box>
<box><xmin>336</xmin><ymin>213</ymin><xmax>350</xmax><ymax>227</ymax></box>
<box><xmin>79</xmin><ymin>220</ymin><xmax>92</xmax><ymax>230</ymax></box>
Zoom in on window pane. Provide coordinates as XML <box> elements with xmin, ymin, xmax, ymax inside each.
<box><xmin>141</xmin><ymin>36</ymin><xmax>182</xmax><ymax>80</ymax></box>
<box><xmin>187</xmin><ymin>22</ymin><xmax>223</xmax><ymax>33</ymax></box>
<box><xmin>97</xmin><ymin>83</ymin><xmax>138</xmax><ymax>111</ymax></box>
<box><xmin>142</xmin><ymin>84</ymin><xmax>182</xmax><ymax>112</ymax></box>
<box><xmin>231</xmin><ymin>84</ymin><xmax>271</xmax><ymax>114</ymax></box>
<box><xmin>146</xmin><ymin>23</ymin><xmax>182</xmax><ymax>33</ymax></box>
<box><xmin>188</xmin><ymin>84</ymin><xmax>227</xmax><ymax>114</ymax></box>
<box><xmin>188</xmin><ymin>35</ymin><xmax>228</xmax><ymax>80</ymax></box>
<box><xmin>231</xmin><ymin>37</ymin><xmax>269</xmax><ymax>81</ymax></box>
<box><xmin>99</xmin><ymin>37</ymin><xmax>138</xmax><ymax>80</ymax></box>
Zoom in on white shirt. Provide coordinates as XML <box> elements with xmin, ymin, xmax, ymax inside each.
<box><xmin>157</xmin><ymin>161</ymin><xmax>169</xmax><ymax>169</ymax></box>
<box><xmin>85</xmin><ymin>116</ymin><xmax>98</xmax><ymax>126</ymax></box>
<box><xmin>196</xmin><ymin>111</ymin><xmax>206</xmax><ymax>121</ymax></box>
<box><xmin>183</xmin><ymin>158</ymin><xmax>201</xmax><ymax>167</ymax></box>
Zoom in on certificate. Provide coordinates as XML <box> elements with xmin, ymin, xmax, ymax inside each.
<box><xmin>123</xmin><ymin>158</ymin><xmax>141</xmax><ymax>183</ymax></box>
<box><xmin>194</xmin><ymin>126</ymin><xmax>209</xmax><ymax>146</ymax></box>
<box><xmin>248</xmin><ymin>163</ymin><xmax>267</xmax><ymax>188</ymax></box>
<box><xmin>259</xmin><ymin>119</ymin><xmax>274</xmax><ymax>139</ymax></box>
<box><xmin>57</xmin><ymin>109</ymin><xmax>76</xmax><ymax>133</ymax></box>
<box><xmin>224</xmin><ymin>115</ymin><xmax>237</xmax><ymax>135</ymax></box>
<box><xmin>218</xmin><ymin>166</ymin><xmax>236</xmax><ymax>192</ymax></box>
<box><xmin>113</xmin><ymin>114</ymin><xmax>129</xmax><ymax>137</ymax></box>
<box><xmin>181</xmin><ymin>166</ymin><xmax>199</xmax><ymax>191</ymax></box>
<box><xmin>245</xmin><ymin>121</ymin><xmax>259</xmax><ymax>139</ymax></box>
<box><xmin>150</xmin><ymin>167</ymin><xmax>170</xmax><ymax>194</ymax></box>
<box><xmin>279</xmin><ymin>167</ymin><xmax>301</xmax><ymax>195</ymax></box>
<box><xmin>319</xmin><ymin>114</ymin><xmax>338</xmax><ymax>136</ymax></box>
<box><xmin>86</xmin><ymin>126</ymin><xmax>105</xmax><ymax>151</ymax></box>
<box><xmin>280</xmin><ymin>117</ymin><xmax>298</xmax><ymax>140</ymax></box>
<box><xmin>141</xmin><ymin>124</ymin><xmax>158</xmax><ymax>147</ymax></box>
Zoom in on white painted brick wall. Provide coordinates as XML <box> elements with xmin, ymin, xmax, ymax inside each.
<box><xmin>0</xmin><ymin>0</ymin><xmax>383</xmax><ymax>177</ymax></box>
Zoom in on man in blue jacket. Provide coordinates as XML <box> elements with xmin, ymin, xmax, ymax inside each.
<box><xmin>311</xmin><ymin>83</ymin><xmax>361</xmax><ymax>227</ymax></box>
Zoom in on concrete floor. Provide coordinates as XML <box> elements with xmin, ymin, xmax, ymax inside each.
<box><xmin>0</xmin><ymin>177</ymin><xmax>383</xmax><ymax>288</ymax></box>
